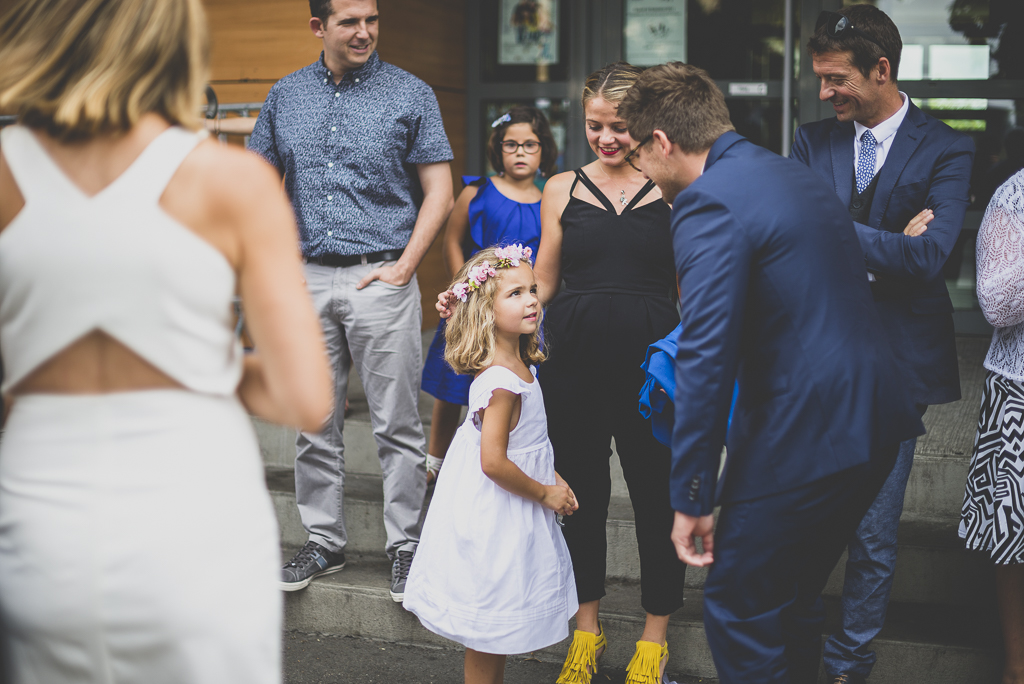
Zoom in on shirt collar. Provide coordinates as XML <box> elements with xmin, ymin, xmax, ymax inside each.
<box><xmin>317</xmin><ymin>50</ymin><xmax>381</xmax><ymax>84</ymax></box>
<box><xmin>855</xmin><ymin>91</ymin><xmax>909</xmax><ymax>145</ymax></box>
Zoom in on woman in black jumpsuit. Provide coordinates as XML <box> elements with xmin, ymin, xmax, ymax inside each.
<box><xmin>536</xmin><ymin>62</ymin><xmax>686</xmax><ymax>684</ymax></box>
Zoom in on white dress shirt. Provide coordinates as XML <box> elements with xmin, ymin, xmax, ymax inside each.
<box><xmin>853</xmin><ymin>92</ymin><xmax>909</xmax><ymax>176</ymax></box>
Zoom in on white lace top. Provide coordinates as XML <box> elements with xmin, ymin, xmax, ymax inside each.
<box><xmin>978</xmin><ymin>169</ymin><xmax>1024</xmax><ymax>381</ymax></box>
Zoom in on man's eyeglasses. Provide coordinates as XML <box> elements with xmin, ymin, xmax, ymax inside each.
<box><xmin>815</xmin><ymin>11</ymin><xmax>887</xmax><ymax>57</ymax></box>
<box><xmin>624</xmin><ymin>135</ymin><xmax>652</xmax><ymax>172</ymax></box>
<box><xmin>501</xmin><ymin>140</ymin><xmax>541</xmax><ymax>154</ymax></box>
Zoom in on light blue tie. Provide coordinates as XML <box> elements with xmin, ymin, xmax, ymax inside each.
<box><xmin>857</xmin><ymin>130</ymin><xmax>877</xmax><ymax>195</ymax></box>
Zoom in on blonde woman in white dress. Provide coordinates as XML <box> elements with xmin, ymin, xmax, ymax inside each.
<box><xmin>0</xmin><ymin>0</ymin><xmax>332</xmax><ymax>682</ymax></box>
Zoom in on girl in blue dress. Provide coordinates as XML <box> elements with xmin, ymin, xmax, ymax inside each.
<box><xmin>422</xmin><ymin>106</ymin><xmax>558</xmax><ymax>482</ymax></box>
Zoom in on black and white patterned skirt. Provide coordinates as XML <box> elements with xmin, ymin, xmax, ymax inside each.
<box><xmin>960</xmin><ymin>370</ymin><xmax>1024</xmax><ymax>565</ymax></box>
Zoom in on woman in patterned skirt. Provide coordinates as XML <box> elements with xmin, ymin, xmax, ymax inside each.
<box><xmin>961</xmin><ymin>167</ymin><xmax>1024</xmax><ymax>684</ymax></box>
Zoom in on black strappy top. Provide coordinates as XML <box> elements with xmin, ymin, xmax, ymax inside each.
<box><xmin>557</xmin><ymin>168</ymin><xmax>676</xmax><ymax>297</ymax></box>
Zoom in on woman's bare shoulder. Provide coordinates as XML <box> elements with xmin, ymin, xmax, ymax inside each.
<box><xmin>544</xmin><ymin>169</ymin><xmax>576</xmax><ymax>193</ymax></box>
<box><xmin>185</xmin><ymin>139</ymin><xmax>282</xmax><ymax>201</ymax></box>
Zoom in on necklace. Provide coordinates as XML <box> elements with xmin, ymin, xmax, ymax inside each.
<box><xmin>597</xmin><ymin>162</ymin><xmax>637</xmax><ymax>207</ymax></box>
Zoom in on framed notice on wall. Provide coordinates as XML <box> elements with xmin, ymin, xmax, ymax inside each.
<box><xmin>498</xmin><ymin>0</ymin><xmax>560</xmax><ymax>65</ymax></box>
<box><xmin>624</xmin><ymin>0</ymin><xmax>687</xmax><ymax>67</ymax></box>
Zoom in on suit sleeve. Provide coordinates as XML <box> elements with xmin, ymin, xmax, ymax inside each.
<box><xmin>854</xmin><ymin>135</ymin><xmax>974</xmax><ymax>280</ymax></box>
<box><xmin>671</xmin><ymin>192</ymin><xmax>750</xmax><ymax>517</ymax></box>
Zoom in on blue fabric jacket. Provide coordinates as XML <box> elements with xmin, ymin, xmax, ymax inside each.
<box><xmin>639</xmin><ymin>323</ymin><xmax>737</xmax><ymax>447</ymax></box>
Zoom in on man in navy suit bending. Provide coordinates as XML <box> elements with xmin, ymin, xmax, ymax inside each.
<box><xmin>790</xmin><ymin>7</ymin><xmax>974</xmax><ymax>682</ymax></box>
<box><xmin>619</xmin><ymin>63</ymin><xmax>924</xmax><ymax>683</ymax></box>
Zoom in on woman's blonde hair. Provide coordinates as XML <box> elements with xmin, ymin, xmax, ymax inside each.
<box><xmin>582</xmin><ymin>61</ymin><xmax>645</xmax><ymax>110</ymax></box>
<box><xmin>0</xmin><ymin>0</ymin><xmax>209</xmax><ymax>140</ymax></box>
<box><xmin>444</xmin><ymin>247</ymin><xmax>546</xmax><ymax>375</ymax></box>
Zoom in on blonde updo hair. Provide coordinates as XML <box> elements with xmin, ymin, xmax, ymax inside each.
<box><xmin>0</xmin><ymin>0</ymin><xmax>209</xmax><ymax>141</ymax></box>
<box><xmin>582</xmin><ymin>61</ymin><xmax>645</xmax><ymax>110</ymax></box>
<box><xmin>444</xmin><ymin>247</ymin><xmax>546</xmax><ymax>375</ymax></box>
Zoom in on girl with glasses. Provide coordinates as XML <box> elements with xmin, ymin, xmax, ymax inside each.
<box><xmin>421</xmin><ymin>106</ymin><xmax>557</xmax><ymax>484</ymax></box>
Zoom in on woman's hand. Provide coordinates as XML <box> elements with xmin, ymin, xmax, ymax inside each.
<box><xmin>436</xmin><ymin>290</ymin><xmax>456</xmax><ymax>318</ymax></box>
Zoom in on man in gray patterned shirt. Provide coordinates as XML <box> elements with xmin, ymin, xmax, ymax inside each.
<box><xmin>249</xmin><ymin>0</ymin><xmax>454</xmax><ymax>602</ymax></box>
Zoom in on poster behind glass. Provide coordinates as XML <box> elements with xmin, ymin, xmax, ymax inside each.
<box><xmin>499</xmin><ymin>0</ymin><xmax>559</xmax><ymax>65</ymax></box>
<box><xmin>481</xmin><ymin>0</ymin><xmax>570</xmax><ymax>82</ymax></box>
<box><xmin>624</xmin><ymin>0</ymin><xmax>687</xmax><ymax>66</ymax></box>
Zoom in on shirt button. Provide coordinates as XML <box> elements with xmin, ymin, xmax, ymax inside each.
<box><xmin>328</xmin><ymin>162</ymin><xmax>334</xmax><ymax>168</ymax></box>
<box><xmin>327</xmin><ymin>195</ymin><xmax>333</xmax><ymax>201</ymax></box>
<box><xmin>331</xmin><ymin>126</ymin><xmax>337</xmax><ymax>132</ymax></box>
<box><xmin>327</xmin><ymin>231</ymin><xmax>333</xmax><ymax>236</ymax></box>
<box><xmin>323</xmin><ymin>78</ymin><xmax>327</xmax><ymax>83</ymax></box>
<box><xmin>354</xmin><ymin>78</ymin><xmax>360</xmax><ymax>83</ymax></box>
<box><xmin>334</xmin><ymin>92</ymin><xmax>339</xmax><ymax>97</ymax></box>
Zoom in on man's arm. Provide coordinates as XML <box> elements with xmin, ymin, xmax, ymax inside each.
<box><xmin>357</xmin><ymin>162</ymin><xmax>454</xmax><ymax>288</ymax></box>
<box><xmin>792</xmin><ymin>126</ymin><xmax>935</xmax><ymax>244</ymax></box>
<box><xmin>671</xmin><ymin>194</ymin><xmax>750</xmax><ymax>518</ymax></box>
<box><xmin>669</xmin><ymin>192</ymin><xmax>751</xmax><ymax>565</ymax></box>
<box><xmin>246</xmin><ymin>89</ymin><xmax>284</xmax><ymax>178</ymax></box>
<box><xmin>853</xmin><ymin>135</ymin><xmax>974</xmax><ymax>280</ymax></box>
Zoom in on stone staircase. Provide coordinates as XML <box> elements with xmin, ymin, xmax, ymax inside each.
<box><xmin>260</xmin><ymin>334</ymin><xmax>1003</xmax><ymax>683</ymax></box>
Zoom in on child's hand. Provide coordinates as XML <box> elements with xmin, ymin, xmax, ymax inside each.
<box><xmin>541</xmin><ymin>483</ymin><xmax>577</xmax><ymax>516</ymax></box>
<box><xmin>553</xmin><ymin>475</ymin><xmax>579</xmax><ymax>515</ymax></box>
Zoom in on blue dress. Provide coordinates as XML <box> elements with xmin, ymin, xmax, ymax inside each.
<box><xmin>421</xmin><ymin>176</ymin><xmax>542</xmax><ymax>404</ymax></box>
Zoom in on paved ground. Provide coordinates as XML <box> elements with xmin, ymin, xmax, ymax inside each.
<box><xmin>284</xmin><ymin>631</ymin><xmax>717</xmax><ymax>684</ymax></box>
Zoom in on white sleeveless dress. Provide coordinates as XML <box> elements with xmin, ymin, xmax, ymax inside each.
<box><xmin>0</xmin><ymin>125</ymin><xmax>281</xmax><ymax>683</ymax></box>
<box><xmin>403</xmin><ymin>365</ymin><xmax>577</xmax><ymax>654</ymax></box>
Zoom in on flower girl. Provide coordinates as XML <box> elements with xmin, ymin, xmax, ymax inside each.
<box><xmin>404</xmin><ymin>245</ymin><xmax>578</xmax><ymax>684</ymax></box>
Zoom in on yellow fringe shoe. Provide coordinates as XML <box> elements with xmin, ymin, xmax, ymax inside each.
<box><xmin>624</xmin><ymin>639</ymin><xmax>670</xmax><ymax>684</ymax></box>
<box><xmin>555</xmin><ymin>622</ymin><xmax>607</xmax><ymax>684</ymax></box>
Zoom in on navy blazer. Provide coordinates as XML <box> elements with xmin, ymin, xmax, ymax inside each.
<box><xmin>671</xmin><ymin>132</ymin><xmax>924</xmax><ymax>517</ymax></box>
<box><xmin>791</xmin><ymin>102</ymin><xmax>974</xmax><ymax>406</ymax></box>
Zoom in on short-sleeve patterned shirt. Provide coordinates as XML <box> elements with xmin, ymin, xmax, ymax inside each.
<box><xmin>248</xmin><ymin>51</ymin><xmax>453</xmax><ymax>257</ymax></box>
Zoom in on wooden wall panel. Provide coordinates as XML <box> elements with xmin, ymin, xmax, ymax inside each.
<box><xmin>204</xmin><ymin>0</ymin><xmax>466</xmax><ymax>328</ymax></box>
<box><xmin>206</xmin><ymin>0</ymin><xmax>320</xmax><ymax>82</ymax></box>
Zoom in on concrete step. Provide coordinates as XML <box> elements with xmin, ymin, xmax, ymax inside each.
<box><xmin>281</xmin><ymin>549</ymin><xmax>1002</xmax><ymax>684</ymax></box>
<box><xmin>265</xmin><ymin>468</ymin><xmax>995</xmax><ymax>610</ymax></box>
<box><xmin>256</xmin><ymin>415</ymin><xmax>970</xmax><ymax>524</ymax></box>
<box><xmin>256</xmin><ymin>334</ymin><xmax>990</xmax><ymax>523</ymax></box>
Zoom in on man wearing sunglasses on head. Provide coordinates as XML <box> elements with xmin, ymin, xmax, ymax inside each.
<box><xmin>790</xmin><ymin>5</ymin><xmax>974</xmax><ymax>684</ymax></box>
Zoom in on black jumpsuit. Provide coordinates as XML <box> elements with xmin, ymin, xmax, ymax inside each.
<box><xmin>540</xmin><ymin>169</ymin><xmax>686</xmax><ymax>615</ymax></box>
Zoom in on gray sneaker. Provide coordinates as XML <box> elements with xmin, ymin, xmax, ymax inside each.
<box><xmin>280</xmin><ymin>541</ymin><xmax>346</xmax><ymax>592</ymax></box>
<box><xmin>389</xmin><ymin>550</ymin><xmax>414</xmax><ymax>602</ymax></box>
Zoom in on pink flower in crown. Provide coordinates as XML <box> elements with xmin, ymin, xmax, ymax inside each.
<box><xmin>493</xmin><ymin>246</ymin><xmax>515</xmax><ymax>263</ymax></box>
<box><xmin>451</xmin><ymin>282</ymin><xmax>469</xmax><ymax>302</ymax></box>
<box><xmin>494</xmin><ymin>244</ymin><xmax>533</xmax><ymax>266</ymax></box>
<box><xmin>469</xmin><ymin>262</ymin><xmax>496</xmax><ymax>286</ymax></box>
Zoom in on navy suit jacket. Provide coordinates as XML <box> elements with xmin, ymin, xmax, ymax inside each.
<box><xmin>791</xmin><ymin>103</ymin><xmax>975</xmax><ymax>406</ymax></box>
<box><xmin>671</xmin><ymin>132</ymin><xmax>924</xmax><ymax>517</ymax></box>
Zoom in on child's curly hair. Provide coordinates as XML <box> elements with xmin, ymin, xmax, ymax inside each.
<box><xmin>444</xmin><ymin>247</ymin><xmax>546</xmax><ymax>375</ymax></box>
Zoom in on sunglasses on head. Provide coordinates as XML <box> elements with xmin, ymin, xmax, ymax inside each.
<box><xmin>815</xmin><ymin>11</ymin><xmax>887</xmax><ymax>57</ymax></box>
